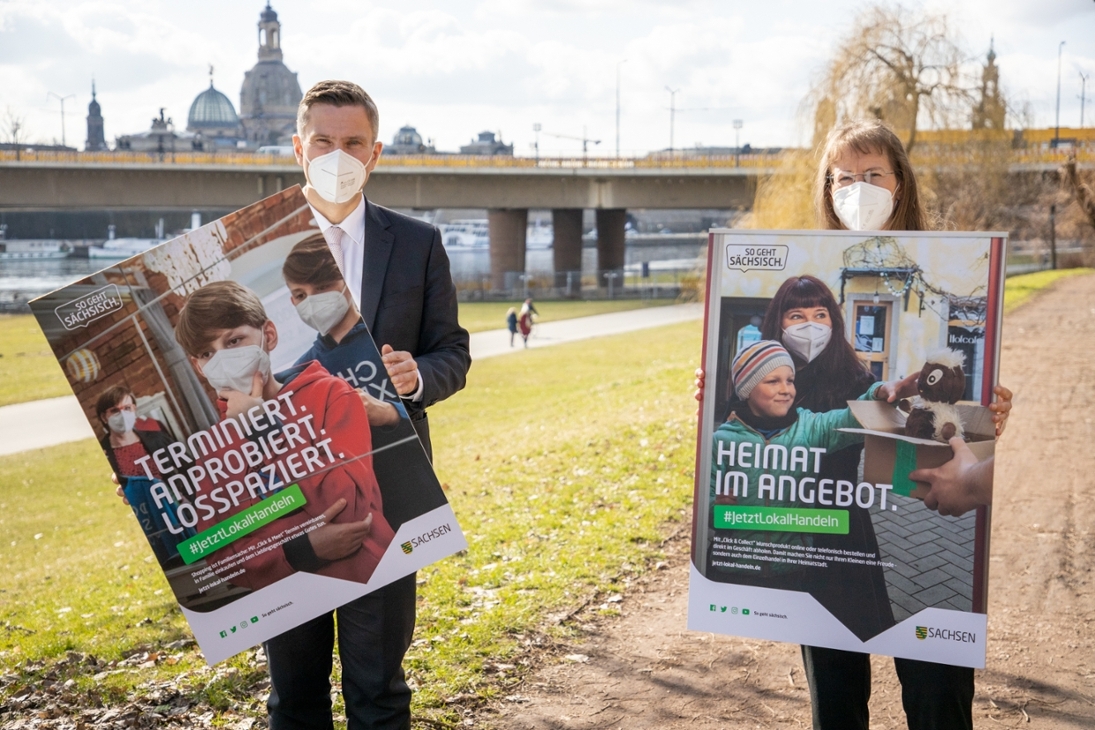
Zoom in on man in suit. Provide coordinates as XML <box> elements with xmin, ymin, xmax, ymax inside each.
<box><xmin>263</xmin><ymin>79</ymin><xmax>470</xmax><ymax>730</ymax></box>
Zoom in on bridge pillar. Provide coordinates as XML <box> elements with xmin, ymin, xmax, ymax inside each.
<box><xmin>596</xmin><ymin>208</ymin><xmax>626</xmax><ymax>289</ymax></box>
<box><xmin>552</xmin><ymin>208</ymin><xmax>583</xmax><ymax>294</ymax></box>
<box><xmin>488</xmin><ymin>208</ymin><xmax>527</xmax><ymax>291</ymax></box>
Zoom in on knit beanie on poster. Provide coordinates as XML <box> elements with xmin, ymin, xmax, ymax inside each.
<box><xmin>731</xmin><ymin>340</ymin><xmax>796</xmax><ymax>400</ymax></box>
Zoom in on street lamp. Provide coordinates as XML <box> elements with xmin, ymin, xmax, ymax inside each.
<box><xmin>533</xmin><ymin>122</ymin><xmax>541</xmax><ymax>163</ymax></box>
<box><xmin>665</xmin><ymin>86</ymin><xmax>679</xmax><ymax>156</ymax></box>
<box><xmin>1079</xmin><ymin>70</ymin><xmax>1090</xmax><ymax>128</ymax></box>
<box><xmin>616</xmin><ymin>59</ymin><xmax>627</xmax><ymax>158</ymax></box>
<box><xmin>733</xmin><ymin>119</ymin><xmax>743</xmax><ymax>167</ymax></box>
<box><xmin>1055</xmin><ymin>41</ymin><xmax>1065</xmax><ymax>147</ymax></box>
<box><xmin>46</xmin><ymin>91</ymin><xmax>76</xmax><ymax>148</ymax></box>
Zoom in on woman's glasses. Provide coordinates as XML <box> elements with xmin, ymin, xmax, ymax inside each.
<box><xmin>828</xmin><ymin>170</ymin><xmax>895</xmax><ymax>188</ymax></box>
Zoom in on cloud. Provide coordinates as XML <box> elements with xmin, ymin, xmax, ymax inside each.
<box><xmin>1</xmin><ymin>0</ymin><xmax>1087</xmax><ymax>151</ymax></box>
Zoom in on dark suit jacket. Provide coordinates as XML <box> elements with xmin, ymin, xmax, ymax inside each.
<box><xmin>359</xmin><ymin>199</ymin><xmax>471</xmax><ymax>444</ymax></box>
<box><xmin>359</xmin><ymin>198</ymin><xmax>470</xmax><ymax>528</ymax></box>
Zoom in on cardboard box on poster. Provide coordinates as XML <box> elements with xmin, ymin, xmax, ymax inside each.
<box><xmin>839</xmin><ymin>400</ymin><xmax>996</xmax><ymax>499</ymax></box>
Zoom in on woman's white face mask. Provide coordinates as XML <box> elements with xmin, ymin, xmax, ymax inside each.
<box><xmin>200</xmin><ymin>336</ymin><xmax>272</xmax><ymax>395</ymax></box>
<box><xmin>782</xmin><ymin>321</ymin><xmax>833</xmax><ymax>363</ymax></box>
<box><xmin>295</xmin><ymin>286</ymin><xmax>350</xmax><ymax>336</ymax></box>
<box><xmin>106</xmin><ymin>409</ymin><xmax>137</xmax><ymax>434</ymax></box>
<box><xmin>832</xmin><ymin>181</ymin><xmax>894</xmax><ymax>231</ymax></box>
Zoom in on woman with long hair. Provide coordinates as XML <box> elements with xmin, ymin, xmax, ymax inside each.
<box><xmin>697</xmin><ymin>118</ymin><xmax>1012</xmax><ymax>730</ymax></box>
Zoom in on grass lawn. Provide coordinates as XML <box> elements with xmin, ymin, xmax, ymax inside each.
<box><xmin>0</xmin><ymin>314</ymin><xmax>70</xmax><ymax>407</ymax></box>
<box><xmin>457</xmin><ymin>298</ymin><xmax>678</xmax><ymax>333</ymax></box>
<box><xmin>1002</xmin><ymin>267</ymin><xmax>1093</xmax><ymax>312</ymax></box>
<box><xmin>0</xmin><ymin>319</ymin><xmax>703</xmax><ymax>726</ymax></box>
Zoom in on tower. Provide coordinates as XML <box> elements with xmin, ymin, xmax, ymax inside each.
<box><xmin>257</xmin><ymin>2</ymin><xmax>283</xmax><ymax>62</ymax></box>
<box><xmin>240</xmin><ymin>3</ymin><xmax>302</xmax><ymax>146</ymax></box>
<box><xmin>86</xmin><ymin>79</ymin><xmax>107</xmax><ymax>151</ymax></box>
<box><xmin>972</xmin><ymin>39</ymin><xmax>1006</xmax><ymax>131</ymax></box>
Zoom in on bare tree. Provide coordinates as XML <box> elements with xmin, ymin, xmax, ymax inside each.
<box><xmin>807</xmin><ymin>3</ymin><xmax>972</xmax><ymax>152</ymax></box>
<box><xmin>3</xmin><ymin>107</ymin><xmax>27</xmax><ymax>147</ymax></box>
<box><xmin>1061</xmin><ymin>155</ymin><xmax>1095</xmax><ymax>233</ymax></box>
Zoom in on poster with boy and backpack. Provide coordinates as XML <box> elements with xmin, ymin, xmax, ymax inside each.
<box><xmin>690</xmin><ymin>229</ymin><xmax>1006</xmax><ymax>668</ymax></box>
<box><xmin>29</xmin><ymin>187</ymin><xmax>466</xmax><ymax>664</ymax></box>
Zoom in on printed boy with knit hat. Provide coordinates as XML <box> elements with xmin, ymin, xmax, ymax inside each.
<box><xmin>708</xmin><ymin>340</ymin><xmax>916</xmax><ymax>588</ymax></box>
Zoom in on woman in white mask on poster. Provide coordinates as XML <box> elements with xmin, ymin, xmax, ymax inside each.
<box><xmin>697</xmin><ymin>119</ymin><xmax>1014</xmax><ymax>730</ymax></box>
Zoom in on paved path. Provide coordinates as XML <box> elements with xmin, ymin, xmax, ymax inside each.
<box><xmin>470</xmin><ymin>302</ymin><xmax>703</xmax><ymax>360</ymax></box>
<box><xmin>0</xmin><ymin>303</ymin><xmax>703</xmax><ymax>457</ymax></box>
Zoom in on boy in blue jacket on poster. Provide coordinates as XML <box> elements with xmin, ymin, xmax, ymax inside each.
<box><xmin>282</xmin><ymin>234</ymin><xmax>446</xmax><ymax>531</ymax></box>
<box><xmin>708</xmin><ymin>340</ymin><xmax>916</xmax><ymax>589</ymax></box>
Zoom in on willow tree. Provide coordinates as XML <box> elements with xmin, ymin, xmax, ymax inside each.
<box><xmin>808</xmin><ymin>3</ymin><xmax>971</xmax><ymax>153</ymax></box>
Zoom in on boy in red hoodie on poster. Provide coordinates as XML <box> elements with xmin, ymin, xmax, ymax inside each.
<box><xmin>172</xmin><ymin>279</ymin><xmax>395</xmax><ymax>592</ymax></box>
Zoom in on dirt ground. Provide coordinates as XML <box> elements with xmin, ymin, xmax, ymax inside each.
<box><xmin>473</xmin><ymin>273</ymin><xmax>1095</xmax><ymax>730</ymax></box>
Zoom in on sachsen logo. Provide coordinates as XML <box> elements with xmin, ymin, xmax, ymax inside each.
<box><xmin>407</xmin><ymin>523</ymin><xmax>453</xmax><ymax>551</ymax></box>
<box><xmin>915</xmin><ymin>625</ymin><xmax>976</xmax><ymax>643</ymax></box>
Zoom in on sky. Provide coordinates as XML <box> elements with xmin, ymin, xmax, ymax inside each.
<box><xmin>1</xmin><ymin>0</ymin><xmax>1093</xmax><ymax>156</ymax></box>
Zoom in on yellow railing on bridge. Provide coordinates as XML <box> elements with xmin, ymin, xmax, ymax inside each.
<box><xmin>0</xmin><ymin>147</ymin><xmax>1090</xmax><ymax>169</ymax></box>
<box><xmin>0</xmin><ymin>148</ymin><xmax>782</xmax><ymax>169</ymax></box>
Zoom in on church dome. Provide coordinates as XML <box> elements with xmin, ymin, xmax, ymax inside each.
<box><xmin>188</xmin><ymin>83</ymin><xmax>241</xmax><ymax>129</ymax></box>
<box><xmin>260</xmin><ymin>2</ymin><xmax>278</xmax><ymax>22</ymax></box>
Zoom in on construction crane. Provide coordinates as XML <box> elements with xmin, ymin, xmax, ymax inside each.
<box><xmin>542</xmin><ymin>127</ymin><xmax>602</xmax><ymax>160</ymax></box>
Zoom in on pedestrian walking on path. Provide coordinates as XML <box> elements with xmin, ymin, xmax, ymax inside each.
<box><xmin>518</xmin><ymin>301</ymin><xmax>535</xmax><ymax>348</ymax></box>
<box><xmin>506</xmin><ymin>307</ymin><xmax>518</xmax><ymax>347</ymax></box>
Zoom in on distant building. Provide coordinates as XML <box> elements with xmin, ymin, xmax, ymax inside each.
<box><xmin>187</xmin><ymin>70</ymin><xmax>246</xmax><ymax>150</ymax></box>
<box><xmin>460</xmin><ymin>131</ymin><xmax>513</xmax><ymax>156</ymax></box>
<box><xmin>85</xmin><ymin>80</ymin><xmax>107</xmax><ymax>151</ymax></box>
<box><xmin>240</xmin><ymin>3</ymin><xmax>303</xmax><ymax>147</ymax></box>
<box><xmin>649</xmin><ymin>143</ymin><xmax>778</xmax><ymax>159</ymax></box>
<box><xmin>387</xmin><ymin>125</ymin><xmax>436</xmax><ymax>155</ymax></box>
<box><xmin>116</xmin><ymin>109</ymin><xmax>196</xmax><ymax>153</ymax></box>
<box><xmin>972</xmin><ymin>40</ymin><xmax>1006</xmax><ymax>131</ymax></box>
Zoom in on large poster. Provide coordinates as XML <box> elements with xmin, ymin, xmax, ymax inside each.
<box><xmin>689</xmin><ymin>230</ymin><xmax>1006</xmax><ymax>668</ymax></box>
<box><xmin>30</xmin><ymin>187</ymin><xmax>465</xmax><ymax>664</ymax></box>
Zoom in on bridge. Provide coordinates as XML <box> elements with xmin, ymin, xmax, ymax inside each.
<box><xmin>1</xmin><ymin>148</ymin><xmax>1089</xmax><ymax>289</ymax></box>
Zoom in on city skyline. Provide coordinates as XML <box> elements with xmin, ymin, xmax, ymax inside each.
<box><xmin>2</xmin><ymin>0</ymin><xmax>1093</xmax><ymax>155</ymax></box>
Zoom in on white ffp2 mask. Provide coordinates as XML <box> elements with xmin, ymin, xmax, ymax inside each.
<box><xmin>201</xmin><ymin>341</ymin><xmax>272</xmax><ymax>395</ymax></box>
<box><xmin>107</xmin><ymin>409</ymin><xmax>137</xmax><ymax>434</ymax></box>
<box><xmin>832</xmin><ymin>181</ymin><xmax>894</xmax><ymax>231</ymax></box>
<box><xmin>306</xmin><ymin>149</ymin><xmax>367</xmax><ymax>204</ymax></box>
<box><xmin>295</xmin><ymin>287</ymin><xmax>351</xmax><ymax>336</ymax></box>
<box><xmin>782</xmin><ymin>322</ymin><xmax>833</xmax><ymax>363</ymax></box>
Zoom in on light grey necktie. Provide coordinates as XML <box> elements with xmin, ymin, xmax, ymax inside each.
<box><xmin>323</xmin><ymin>225</ymin><xmax>346</xmax><ymax>276</ymax></box>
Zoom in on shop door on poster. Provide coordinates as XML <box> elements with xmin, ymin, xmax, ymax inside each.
<box><xmin>853</xmin><ymin>302</ymin><xmax>891</xmax><ymax>380</ymax></box>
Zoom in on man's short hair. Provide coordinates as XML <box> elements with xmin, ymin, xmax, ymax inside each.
<box><xmin>95</xmin><ymin>384</ymin><xmax>136</xmax><ymax>420</ymax></box>
<box><xmin>282</xmin><ymin>233</ymin><xmax>344</xmax><ymax>288</ymax></box>
<box><xmin>297</xmin><ymin>80</ymin><xmax>380</xmax><ymax>142</ymax></box>
<box><xmin>175</xmin><ymin>280</ymin><xmax>268</xmax><ymax>357</ymax></box>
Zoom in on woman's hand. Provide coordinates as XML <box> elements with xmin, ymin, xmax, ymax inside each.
<box><xmin>876</xmin><ymin>371</ymin><xmax>920</xmax><ymax>402</ymax></box>
<box><xmin>694</xmin><ymin>368</ymin><xmax>705</xmax><ymax>403</ymax></box>
<box><xmin>112</xmin><ymin>472</ymin><xmax>129</xmax><ymax>505</ymax></box>
<box><xmin>910</xmin><ymin>438</ymin><xmax>992</xmax><ymax>517</ymax></box>
<box><xmin>307</xmin><ymin>498</ymin><xmax>373</xmax><ymax>561</ymax></box>
<box><xmin>990</xmin><ymin>384</ymin><xmax>1013</xmax><ymax>437</ymax></box>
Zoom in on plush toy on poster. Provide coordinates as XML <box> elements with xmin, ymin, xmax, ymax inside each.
<box><xmin>902</xmin><ymin>348</ymin><xmax>966</xmax><ymax>442</ymax></box>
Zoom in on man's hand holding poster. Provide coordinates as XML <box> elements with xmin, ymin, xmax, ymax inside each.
<box><xmin>30</xmin><ymin>187</ymin><xmax>466</xmax><ymax>665</ymax></box>
<box><xmin>690</xmin><ymin>230</ymin><xmax>1006</xmax><ymax>668</ymax></box>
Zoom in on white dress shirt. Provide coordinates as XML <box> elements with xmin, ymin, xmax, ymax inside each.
<box><xmin>310</xmin><ymin>195</ymin><xmax>366</xmax><ymax>307</ymax></box>
<box><xmin>309</xmin><ymin>195</ymin><xmax>424</xmax><ymax>401</ymax></box>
